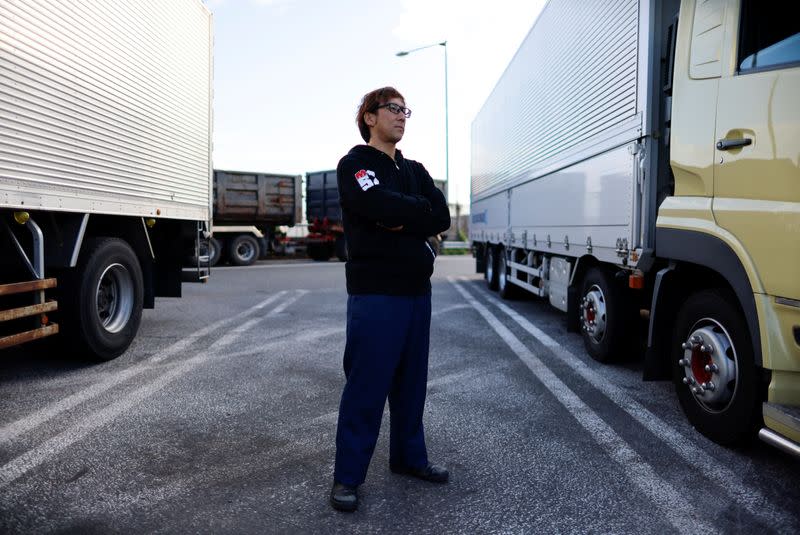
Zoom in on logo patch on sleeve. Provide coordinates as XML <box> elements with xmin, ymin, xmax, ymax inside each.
<box><xmin>354</xmin><ymin>169</ymin><xmax>379</xmax><ymax>191</ymax></box>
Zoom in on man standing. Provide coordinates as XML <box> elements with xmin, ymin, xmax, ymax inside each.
<box><xmin>330</xmin><ymin>87</ymin><xmax>451</xmax><ymax>512</ymax></box>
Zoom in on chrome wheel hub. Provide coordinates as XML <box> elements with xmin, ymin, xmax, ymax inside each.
<box><xmin>580</xmin><ymin>285</ymin><xmax>607</xmax><ymax>344</ymax></box>
<box><xmin>237</xmin><ymin>241</ymin><xmax>256</xmax><ymax>262</ymax></box>
<box><xmin>678</xmin><ymin>318</ymin><xmax>738</xmax><ymax>412</ymax></box>
<box><xmin>96</xmin><ymin>263</ymin><xmax>134</xmax><ymax>333</ymax></box>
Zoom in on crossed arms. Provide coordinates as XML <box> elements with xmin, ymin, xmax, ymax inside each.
<box><xmin>337</xmin><ymin>158</ymin><xmax>450</xmax><ymax>237</ymax></box>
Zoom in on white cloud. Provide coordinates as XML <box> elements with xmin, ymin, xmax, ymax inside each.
<box><xmin>205</xmin><ymin>0</ymin><xmax>295</xmax><ymax>10</ymax></box>
<box><xmin>203</xmin><ymin>0</ymin><xmax>228</xmax><ymax>8</ymax></box>
<box><xmin>250</xmin><ymin>0</ymin><xmax>295</xmax><ymax>6</ymax></box>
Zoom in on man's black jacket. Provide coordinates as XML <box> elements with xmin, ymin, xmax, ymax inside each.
<box><xmin>337</xmin><ymin>145</ymin><xmax>451</xmax><ymax>296</ymax></box>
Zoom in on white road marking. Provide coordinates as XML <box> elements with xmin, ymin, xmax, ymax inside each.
<box><xmin>0</xmin><ymin>291</ymin><xmax>289</xmax><ymax>446</ymax></box>
<box><xmin>212</xmin><ymin>262</ymin><xmax>345</xmax><ymax>271</ymax></box>
<box><xmin>462</xmin><ymin>277</ymin><xmax>798</xmax><ymax>530</ymax></box>
<box><xmin>431</xmin><ymin>303</ymin><xmax>470</xmax><ymax>316</ymax></box>
<box><xmin>449</xmin><ymin>278</ymin><xmax>717</xmax><ymax>535</ymax></box>
<box><xmin>0</xmin><ymin>291</ymin><xmax>307</xmax><ymax>489</ymax></box>
<box><xmin>204</xmin><ymin>302</ymin><xmax>466</xmax><ymax>362</ymax></box>
<box><xmin>307</xmin><ymin>364</ymin><xmax>512</xmax><ymax>427</ymax></box>
<box><xmin>0</xmin><ymin>292</ymin><xmax>517</xmax><ymax>492</ymax></box>
<box><xmin>267</xmin><ymin>290</ymin><xmax>309</xmax><ymax>317</ymax></box>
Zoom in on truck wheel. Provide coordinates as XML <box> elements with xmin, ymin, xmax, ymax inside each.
<box><xmin>228</xmin><ymin>235</ymin><xmax>259</xmax><ymax>266</ymax></box>
<box><xmin>486</xmin><ymin>247</ymin><xmax>499</xmax><ymax>291</ymax></box>
<box><xmin>579</xmin><ymin>267</ymin><xmax>628</xmax><ymax>363</ymax></box>
<box><xmin>335</xmin><ymin>236</ymin><xmax>348</xmax><ymax>262</ymax></box>
<box><xmin>208</xmin><ymin>237</ymin><xmax>222</xmax><ymax>267</ymax></box>
<box><xmin>671</xmin><ymin>289</ymin><xmax>761</xmax><ymax>445</ymax></box>
<box><xmin>64</xmin><ymin>238</ymin><xmax>144</xmax><ymax>361</ymax></box>
<box><xmin>498</xmin><ymin>249</ymin><xmax>519</xmax><ymax>300</ymax></box>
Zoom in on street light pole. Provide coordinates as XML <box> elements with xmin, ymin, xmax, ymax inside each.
<box><xmin>443</xmin><ymin>41</ymin><xmax>449</xmax><ymax>198</ymax></box>
<box><xmin>396</xmin><ymin>41</ymin><xmax>449</xmax><ymax>201</ymax></box>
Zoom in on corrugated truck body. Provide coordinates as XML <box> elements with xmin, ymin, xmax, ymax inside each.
<box><xmin>0</xmin><ymin>0</ymin><xmax>213</xmax><ymax>360</ymax></box>
<box><xmin>0</xmin><ymin>0</ymin><xmax>212</xmax><ymax>221</ymax></box>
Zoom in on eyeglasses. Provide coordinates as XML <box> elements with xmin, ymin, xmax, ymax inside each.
<box><xmin>375</xmin><ymin>103</ymin><xmax>412</xmax><ymax>118</ymax></box>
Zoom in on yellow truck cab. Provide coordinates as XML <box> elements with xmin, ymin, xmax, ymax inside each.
<box><xmin>655</xmin><ymin>0</ymin><xmax>799</xmax><ymax>453</ymax></box>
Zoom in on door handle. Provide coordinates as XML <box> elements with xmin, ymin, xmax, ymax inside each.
<box><xmin>716</xmin><ymin>138</ymin><xmax>752</xmax><ymax>150</ymax></box>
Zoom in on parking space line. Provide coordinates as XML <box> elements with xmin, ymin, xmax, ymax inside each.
<box><xmin>193</xmin><ymin>299</ymin><xmax>468</xmax><ymax>367</ymax></box>
<box><xmin>463</xmin><ymin>277</ymin><xmax>796</xmax><ymax>529</ymax></box>
<box><xmin>0</xmin><ymin>290</ymin><xmax>312</xmax><ymax>490</ymax></box>
<box><xmin>306</xmin><ymin>364</ymin><xmax>513</xmax><ymax>429</ymax></box>
<box><xmin>0</xmin><ymin>291</ymin><xmax>289</xmax><ymax>447</ymax></box>
<box><xmin>266</xmin><ymin>290</ymin><xmax>309</xmax><ymax>317</ymax></box>
<box><xmin>431</xmin><ymin>303</ymin><xmax>470</xmax><ymax>316</ymax></box>
<box><xmin>449</xmin><ymin>278</ymin><xmax>717</xmax><ymax>535</ymax></box>
<box><xmin>213</xmin><ymin>262</ymin><xmax>345</xmax><ymax>271</ymax></box>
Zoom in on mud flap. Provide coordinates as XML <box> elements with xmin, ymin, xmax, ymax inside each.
<box><xmin>643</xmin><ymin>266</ymin><xmax>675</xmax><ymax>381</ymax></box>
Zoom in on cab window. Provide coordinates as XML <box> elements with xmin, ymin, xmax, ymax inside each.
<box><xmin>738</xmin><ymin>0</ymin><xmax>800</xmax><ymax>73</ymax></box>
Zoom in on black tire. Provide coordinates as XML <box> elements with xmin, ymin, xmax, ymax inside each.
<box><xmin>228</xmin><ymin>234</ymin><xmax>259</xmax><ymax>266</ymax></box>
<box><xmin>671</xmin><ymin>289</ymin><xmax>761</xmax><ymax>445</ymax></box>
<box><xmin>498</xmin><ymin>249</ymin><xmax>520</xmax><ymax>300</ymax></box>
<box><xmin>475</xmin><ymin>245</ymin><xmax>486</xmax><ymax>274</ymax></box>
<box><xmin>62</xmin><ymin>238</ymin><xmax>144</xmax><ymax>361</ymax></box>
<box><xmin>578</xmin><ymin>267</ymin><xmax>630</xmax><ymax>363</ymax></box>
<box><xmin>208</xmin><ymin>237</ymin><xmax>222</xmax><ymax>267</ymax></box>
<box><xmin>335</xmin><ymin>235</ymin><xmax>348</xmax><ymax>262</ymax></box>
<box><xmin>485</xmin><ymin>247</ymin><xmax>499</xmax><ymax>291</ymax></box>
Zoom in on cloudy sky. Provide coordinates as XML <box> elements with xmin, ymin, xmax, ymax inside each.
<box><xmin>205</xmin><ymin>0</ymin><xmax>546</xmax><ymax>211</ymax></box>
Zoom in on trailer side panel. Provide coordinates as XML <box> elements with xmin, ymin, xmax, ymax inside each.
<box><xmin>0</xmin><ymin>0</ymin><xmax>212</xmax><ymax>221</ymax></box>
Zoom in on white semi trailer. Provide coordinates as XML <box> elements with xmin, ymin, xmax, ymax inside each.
<box><xmin>0</xmin><ymin>0</ymin><xmax>213</xmax><ymax>360</ymax></box>
<box><xmin>470</xmin><ymin>0</ymin><xmax>800</xmax><ymax>454</ymax></box>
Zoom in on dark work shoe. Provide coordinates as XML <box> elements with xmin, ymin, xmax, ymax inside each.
<box><xmin>330</xmin><ymin>482</ymin><xmax>358</xmax><ymax>512</ymax></box>
<box><xmin>390</xmin><ymin>462</ymin><xmax>449</xmax><ymax>483</ymax></box>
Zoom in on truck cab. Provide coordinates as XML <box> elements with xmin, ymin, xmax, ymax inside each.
<box><xmin>655</xmin><ymin>0</ymin><xmax>800</xmax><ymax>452</ymax></box>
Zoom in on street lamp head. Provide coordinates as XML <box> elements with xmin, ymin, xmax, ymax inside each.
<box><xmin>397</xmin><ymin>41</ymin><xmax>446</xmax><ymax>57</ymax></box>
<box><xmin>393</xmin><ymin>40</ymin><xmax>449</xmax><ymax>188</ymax></box>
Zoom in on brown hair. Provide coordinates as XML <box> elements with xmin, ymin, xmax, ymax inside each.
<box><xmin>356</xmin><ymin>87</ymin><xmax>405</xmax><ymax>142</ymax></box>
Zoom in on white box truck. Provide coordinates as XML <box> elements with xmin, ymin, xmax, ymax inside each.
<box><xmin>470</xmin><ymin>0</ymin><xmax>800</xmax><ymax>454</ymax></box>
<box><xmin>0</xmin><ymin>0</ymin><xmax>213</xmax><ymax>360</ymax></box>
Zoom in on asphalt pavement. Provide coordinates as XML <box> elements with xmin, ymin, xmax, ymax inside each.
<box><xmin>1</xmin><ymin>255</ymin><xmax>798</xmax><ymax>534</ymax></box>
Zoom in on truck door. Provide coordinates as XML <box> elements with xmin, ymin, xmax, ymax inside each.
<box><xmin>713</xmin><ymin>0</ymin><xmax>800</xmax><ymax>300</ymax></box>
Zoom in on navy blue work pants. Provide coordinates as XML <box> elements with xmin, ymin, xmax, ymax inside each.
<box><xmin>334</xmin><ymin>293</ymin><xmax>431</xmax><ymax>487</ymax></box>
